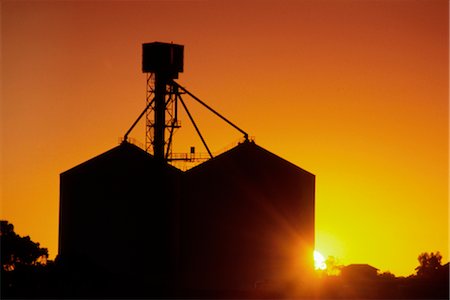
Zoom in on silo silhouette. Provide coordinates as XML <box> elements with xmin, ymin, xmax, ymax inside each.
<box><xmin>58</xmin><ymin>42</ymin><xmax>315</xmax><ymax>298</ymax></box>
<box><xmin>180</xmin><ymin>140</ymin><xmax>315</xmax><ymax>292</ymax></box>
<box><xmin>59</xmin><ymin>143</ymin><xmax>182</xmax><ymax>295</ymax></box>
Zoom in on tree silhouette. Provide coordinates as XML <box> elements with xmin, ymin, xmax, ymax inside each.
<box><xmin>324</xmin><ymin>256</ymin><xmax>343</xmax><ymax>276</ymax></box>
<box><xmin>415</xmin><ymin>251</ymin><xmax>442</xmax><ymax>278</ymax></box>
<box><xmin>378</xmin><ymin>271</ymin><xmax>395</xmax><ymax>279</ymax></box>
<box><xmin>0</xmin><ymin>220</ymin><xmax>48</xmax><ymax>271</ymax></box>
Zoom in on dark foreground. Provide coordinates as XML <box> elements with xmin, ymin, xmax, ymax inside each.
<box><xmin>1</xmin><ymin>263</ymin><xmax>448</xmax><ymax>299</ymax></box>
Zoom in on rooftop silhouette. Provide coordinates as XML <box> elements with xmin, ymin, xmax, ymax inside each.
<box><xmin>58</xmin><ymin>140</ymin><xmax>315</xmax><ymax>297</ymax></box>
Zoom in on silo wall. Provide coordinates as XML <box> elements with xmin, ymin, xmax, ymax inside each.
<box><xmin>59</xmin><ymin>143</ymin><xmax>182</xmax><ymax>294</ymax></box>
<box><xmin>179</xmin><ymin>141</ymin><xmax>315</xmax><ymax>292</ymax></box>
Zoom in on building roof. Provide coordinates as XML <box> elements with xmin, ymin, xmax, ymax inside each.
<box><xmin>61</xmin><ymin>141</ymin><xmax>182</xmax><ymax>176</ymax></box>
<box><xmin>63</xmin><ymin>140</ymin><xmax>314</xmax><ymax>177</ymax></box>
<box><xmin>187</xmin><ymin>140</ymin><xmax>314</xmax><ymax>177</ymax></box>
<box><xmin>343</xmin><ymin>264</ymin><xmax>380</xmax><ymax>271</ymax></box>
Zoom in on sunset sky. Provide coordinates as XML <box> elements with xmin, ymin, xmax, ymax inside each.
<box><xmin>1</xmin><ymin>0</ymin><xmax>448</xmax><ymax>277</ymax></box>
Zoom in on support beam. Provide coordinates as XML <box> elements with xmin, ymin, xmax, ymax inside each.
<box><xmin>153</xmin><ymin>73</ymin><xmax>168</xmax><ymax>161</ymax></box>
<box><xmin>124</xmin><ymin>98</ymin><xmax>155</xmax><ymax>142</ymax></box>
<box><xmin>172</xmin><ymin>81</ymin><xmax>249</xmax><ymax>141</ymax></box>
<box><xmin>179</xmin><ymin>95</ymin><xmax>213</xmax><ymax>159</ymax></box>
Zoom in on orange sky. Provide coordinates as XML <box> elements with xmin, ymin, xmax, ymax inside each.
<box><xmin>1</xmin><ymin>0</ymin><xmax>448</xmax><ymax>276</ymax></box>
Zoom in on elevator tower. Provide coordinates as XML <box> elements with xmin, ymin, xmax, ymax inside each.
<box><xmin>142</xmin><ymin>42</ymin><xmax>184</xmax><ymax>161</ymax></box>
<box><xmin>123</xmin><ymin>42</ymin><xmax>248</xmax><ymax>164</ymax></box>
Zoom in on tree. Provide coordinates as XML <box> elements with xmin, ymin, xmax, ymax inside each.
<box><xmin>415</xmin><ymin>252</ymin><xmax>442</xmax><ymax>278</ymax></box>
<box><xmin>324</xmin><ymin>256</ymin><xmax>343</xmax><ymax>276</ymax></box>
<box><xmin>0</xmin><ymin>220</ymin><xmax>48</xmax><ymax>271</ymax></box>
<box><xmin>378</xmin><ymin>271</ymin><xmax>396</xmax><ymax>280</ymax></box>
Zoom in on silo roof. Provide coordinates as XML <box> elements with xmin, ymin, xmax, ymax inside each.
<box><xmin>61</xmin><ymin>142</ymin><xmax>182</xmax><ymax>176</ymax></box>
<box><xmin>187</xmin><ymin>140</ymin><xmax>314</xmax><ymax>177</ymax></box>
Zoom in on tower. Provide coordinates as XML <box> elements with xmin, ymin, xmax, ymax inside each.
<box><xmin>124</xmin><ymin>41</ymin><xmax>248</xmax><ymax>165</ymax></box>
<box><xmin>142</xmin><ymin>42</ymin><xmax>184</xmax><ymax>161</ymax></box>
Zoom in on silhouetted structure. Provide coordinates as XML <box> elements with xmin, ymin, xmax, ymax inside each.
<box><xmin>141</xmin><ymin>42</ymin><xmax>183</xmax><ymax>159</ymax></box>
<box><xmin>341</xmin><ymin>264</ymin><xmax>379</xmax><ymax>281</ymax></box>
<box><xmin>180</xmin><ymin>141</ymin><xmax>315</xmax><ymax>291</ymax></box>
<box><xmin>58</xmin><ymin>41</ymin><xmax>315</xmax><ymax>298</ymax></box>
<box><xmin>59</xmin><ymin>141</ymin><xmax>315</xmax><ymax>297</ymax></box>
<box><xmin>59</xmin><ymin>143</ymin><xmax>182</xmax><ymax>295</ymax></box>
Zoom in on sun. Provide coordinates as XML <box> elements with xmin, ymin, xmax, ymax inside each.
<box><xmin>314</xmin><ymin>250</ymin><xmax>326</xmax><ymax>270</ymax></box>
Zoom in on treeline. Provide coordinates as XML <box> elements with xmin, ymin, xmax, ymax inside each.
<box><xmin>1</xmin><ymin>221</ymin><xmax>61</xmax><ymax>298</ymax></box>
<box><xmin>313</xmin><ymin>253</ymin><xmax>449</xmax><ymax>299</ymax></box>
<box><xmin>1</xmin><ymin>220</ymin><xmax>448</xmax><ymax>299</ymax></box>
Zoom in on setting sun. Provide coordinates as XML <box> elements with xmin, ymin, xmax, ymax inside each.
<box><xmin>314</xmin><ymin>250</ymin><xmax>326</xmax><ymax>270</ymax></box>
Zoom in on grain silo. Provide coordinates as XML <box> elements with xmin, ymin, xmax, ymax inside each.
<box><xmin>58</xmin><ymin>142</ymin><xmax>182</xmax><ymax>295</ymax></box>
<box><xmin>180</xmin><ymin>140</ymin><xmax>315</xmax><ymax>293</ymax></box>
<box><xmin>58</xmin><ymin>42</ymin><xmax>315</xmax><ymax>297</ymax></box>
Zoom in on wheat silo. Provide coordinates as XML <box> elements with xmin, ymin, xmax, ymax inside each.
<box><xmin>58</xmin><ymin>42</ymin><xmax>315</xmax><ymax>298</ymax></box>
<box><xmin>58</xmin><ymin>143</ymin><xmax>182</xmax><ymax>296</ymax></box>
<box><xmin>179</xmin><ymin>140</ymin><xmax>315</xmax><ymax>293</ymax></box>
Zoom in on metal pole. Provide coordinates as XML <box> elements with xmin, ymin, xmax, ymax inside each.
<box><xmin>154</xmin><ymin>72</ymin><xmax>167</xmax><ymax>161</ymax></box>
<box><xmin>165</xmin><ymin>88</ymin><xmax>180</xmax><ymax>160</ymax></box>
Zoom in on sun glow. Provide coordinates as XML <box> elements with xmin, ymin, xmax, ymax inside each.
<box><xmin>314</xmin><ymin>250</ymin><xmax>326</xmax><ymax>270</ymax></box>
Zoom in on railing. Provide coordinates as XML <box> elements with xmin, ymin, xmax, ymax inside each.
<box><xmin>118</xmin><ymin>136</ymin><xmax>256</xmax><ymax>171</ymax></box>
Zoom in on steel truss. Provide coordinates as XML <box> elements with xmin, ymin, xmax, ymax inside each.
<box><xmin>123</xmin><ymin>77</ymin><xmax>248</xmax><ymax>164</ymax></box>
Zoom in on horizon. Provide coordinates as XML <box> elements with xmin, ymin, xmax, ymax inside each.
<box><xmin>2</xmin><ymin>217</ymin><xmax>448</xmax><ymax>279</ymax></box>
<box><xmin>1</xmin><ymin>0</ymin><xmax>448</xmax><ymax>277</ymax></box>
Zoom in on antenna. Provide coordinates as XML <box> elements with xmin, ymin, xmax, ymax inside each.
<box><xmin>123</xmin><ymin>42</ymin><xmax>249</xmax><ymax>163</ymax></box>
